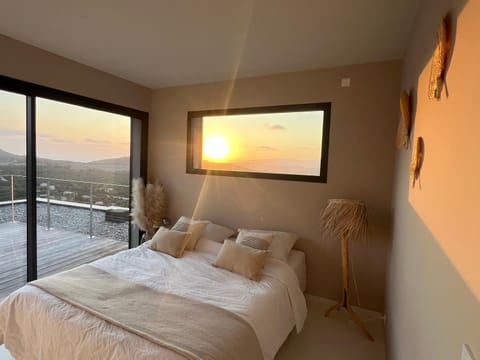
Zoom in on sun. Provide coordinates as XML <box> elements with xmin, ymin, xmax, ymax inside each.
<box><xmin>203</xmin><ymin>135</ymin><xmax>230</xmax><ymax>162</ymax></box>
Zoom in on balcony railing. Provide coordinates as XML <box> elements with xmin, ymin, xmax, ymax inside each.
<box><xmin>0</xmin><ymin>175</ymin><xmax>129</xmax><ymax>240</ymax></box>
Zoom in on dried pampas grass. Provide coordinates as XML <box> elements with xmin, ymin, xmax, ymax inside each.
<box><xmin>321</xmin><ymin>199</ymin><xmax>367</xmax><ymax>241</ymax></box>
<box><xmin>131</xmin><ymin>178</ymin><xmax>147</xmax><ymax>230</ymax></box>
<box><xmin>131</xmin><ymin>178</ymin><xmax>167</xmax><ymax>239</ymax></box>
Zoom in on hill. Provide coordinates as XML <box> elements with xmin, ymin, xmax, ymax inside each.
<box><xmin>0</xmin><ymin>148</ymin><xmax>130</xmax><ymax>185</ymax></box>
<box><xmin>0</xmin><ymin>148</ymin><xmax>130</xmax><ymax>204</ymax></box>
<box><xmin>87</xmin><ymin>157</ymin><xmax>130</xmax><ymax>171</ymax></box>
<box><xmin>0</xmin><ymin>148</ymin><xmax>129</xmax><ymax>171</ymax></box>
<box><xmin>0</xmin><ymin>149</ymin><xmax>24</xmax><ymax>163</ymax></box>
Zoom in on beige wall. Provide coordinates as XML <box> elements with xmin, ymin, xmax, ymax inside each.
<box><xmin>0</xmin><ymin>35</ymin><xmax>151</xmax><ymax>112</ymax></box>
<box><xmin>149</xmin><ymin>60</ymin><xmax>401</xmax><ymax>312</ymax></box>
<box><xmin>386</xmin><ymin>0</ymin><xmax>480</xmax><ymax>358</ymax></box>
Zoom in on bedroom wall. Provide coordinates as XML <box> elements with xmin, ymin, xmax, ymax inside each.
<box><xmin>149</xmin><ymin>60</ymin><xmax>401</xmax><ymax>312</ymax></box>
<box><xmin>0</xmin><ymin>34</ymin><xmax>151</xmax><ymax>111</ymax></box>
<box><xmin>386</xmin><ymin>0</ymin><xmax>480</xmax><ymax>358</ymax></box>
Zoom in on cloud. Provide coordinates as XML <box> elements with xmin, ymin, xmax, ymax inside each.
<box><xmin>38</xmin><ymin>133</ymin><xmax>71</xmax><ymax>143</ymax></box>
<box><xmin>0</xmin><ymin>129</ymin><xmax>73</xmax><ymax>144</ymax></box>
<box><xmin>0</xmin><ymin>128</ymin><xmax>25</xmax><ymax>137</ymax></box>
<box><xmin>83</xmin><ymin>138</ymin><xmax>112</xmax><ymax>145</ymax></box>
<box><xmin>256</xmin><ymin>145</ymin><xmax>277</xmax><ymax>151</ymax></box>
<box><xmin>263</xmin><ymin>123</ymin><xmax>286</xmax><ymax>130</ymax></box>
<box><xmin>0</xmin><ymin>129</ymin><xmax>70</xmax><ymax>144</ymax></box>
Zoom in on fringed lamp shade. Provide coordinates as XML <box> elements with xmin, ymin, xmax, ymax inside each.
<box><xmin>321</xmin><ymin>199</ymin><xmax>367</xmax><ymax>241</ymax></box>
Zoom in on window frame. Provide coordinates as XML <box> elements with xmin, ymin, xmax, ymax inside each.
<box><xmin>0</xmin><ymin>75</ymin><xmax>149</xmax><ymax>281</ymax></box>
<box><xmin>186</xmin><ymin>102</ymin><xmax>331</xmax><ymax>183</ymax></box>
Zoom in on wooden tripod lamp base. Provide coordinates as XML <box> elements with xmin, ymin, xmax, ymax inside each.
<box><xmin>324</xmin><ymin>234</ymin><xmax>374</xmax><ymax>342</ymax></box>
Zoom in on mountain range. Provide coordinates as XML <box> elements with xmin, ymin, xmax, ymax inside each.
<box><xmin>0</xmin><ymin>148</ymin><xmax>129</xmax><ymax>170</ymax></box>
<box><xmin>0</xmin><ymin>148</ymin><xmax>23</xmax><ymax>162</ymax></box>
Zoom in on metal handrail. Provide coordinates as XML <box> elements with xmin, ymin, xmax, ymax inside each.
<box><xmin>1</xmin><ymin>174</ymin><xmax>129</xmax><ymax>188</ymax></box>
<box><xmin>1</xmin><ymin>174</ymin><xmax>129</xmax><ymax>238</ymax></box>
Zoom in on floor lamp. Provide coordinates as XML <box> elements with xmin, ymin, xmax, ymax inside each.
<box><xmin>321</xmin><ymin>199</ymin><xmax>374</xmax><ymax>341</ymax></box>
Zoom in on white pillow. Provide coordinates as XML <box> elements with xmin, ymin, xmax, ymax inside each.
<box><xmin>201</xmin><ymin>223</ymin><xmax>235</xmax><ymax>243</ymax></box>
<box><xmin>235</xmin><ymin>232</ymin><xmax>273</xmax><ymax>250</ymax></box>
<box><xmin>237</xmin><ymin>229</ymin><xmax>297</xmax><ymax>262</ymax></box>
<box><xmin>195</xmin><ymin>238</ymin><xmax>223</xmax><ymax>255</ymax></box>
<box><xmin>171</xmin><ymin>216</ymin><xmax>209</xmax><ymax>250</ymax></box>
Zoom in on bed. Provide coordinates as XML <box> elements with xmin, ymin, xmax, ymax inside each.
<box><xmin>0</xmin><ymin>238</ymin><xmax>307</xmax><ymax>360</ymax></box>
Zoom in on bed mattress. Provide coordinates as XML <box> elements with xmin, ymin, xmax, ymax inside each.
<box><xmin>287</xmin><ymin>249</ymin><xmax>307</xmax><ymax>292</ymax></box>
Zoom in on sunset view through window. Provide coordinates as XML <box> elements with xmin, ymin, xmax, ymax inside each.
<box><xmin>0</xmin><ymin>89</ymin><xmax>133</xmax><ymax>297</ymax></box>
<box><xmin>199</xmin><ymin>110</ymin><xmax>325</xmax><ymax>176</ymax></box>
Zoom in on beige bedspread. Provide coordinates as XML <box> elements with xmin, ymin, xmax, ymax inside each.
<box><xmin>30</xmin><ymin>264</ymin><xmax>263</xmax><ymax>360</ymax></box>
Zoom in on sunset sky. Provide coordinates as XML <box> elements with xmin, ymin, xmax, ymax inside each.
<box><xmin>0</xmin><ymin>90</ymin><xmax>130</xmax><ymax>162</ymax></box>
<box><xmin>201</xmin><ymin>111</ymin><xmax>324</xmax><ymax>175</ymax></box>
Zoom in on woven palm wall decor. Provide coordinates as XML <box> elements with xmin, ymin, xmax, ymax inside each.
<box><xmin>428</xmin><ymin>17</ymin><xmax>450</xmax><ymax>100</ymax></box>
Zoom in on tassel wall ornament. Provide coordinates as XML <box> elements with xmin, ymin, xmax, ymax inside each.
<box><xmin>428</xmin><ymin>17</ymin><xmax>450</xmax><ymax>100</ymax></box>
<box><xmin>396</xmin><ymin>91</ymin><xmax>412</xmax><ymax>149</ymax></box>
<box><xmin>410</xmin><ymin>137</ymin><xmax>424</xmax><ymax>188</ymax></box>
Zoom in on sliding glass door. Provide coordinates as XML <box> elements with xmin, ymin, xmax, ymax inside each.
<box><xmin>0</xmin><ymin>75</ymin><xmax>148</xmax><ymax>298</ymax></box>
<box><xmin>0</xmin><ymin>90</ymin><xmax>27</xmax><ymax>299</ymax></box>
<box><xmin>35</xmin><ymin>98</ymin><xmax>131</xmax><ymax>278</ymax></box>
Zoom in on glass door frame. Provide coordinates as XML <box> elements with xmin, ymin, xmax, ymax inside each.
<box><xmin>0</xmin><ymin>75</ymin><xmax>148</xmax><ymax>281</ymax></box>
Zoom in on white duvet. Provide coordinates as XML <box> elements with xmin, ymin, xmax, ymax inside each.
<box><xmin>0</xmin><ymin>242</ymin><xmax>307</xmax><ymax>360</ymax></box>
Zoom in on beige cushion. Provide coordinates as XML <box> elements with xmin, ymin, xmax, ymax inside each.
<box><xmin>235</xmin><ymin>232</ymin><xmax>273</xmax><ymax>250</ymax></box>
<box><xmin>171</xmin><ymin>216</ymin><xmax>209</xmax><ymax>250</ymax></box>
<box><xmin>237</xmin><ymin>229</ymin><xmax>297</xmax><ymax>262</ymax></box>
<box><xmin>150</xmin><ymin>229</ymin><xmax>191</xmax><ymax>258</ymax></box>
<box><xmin>213</xmin><ymin>240</ymin><xmax>269</xmax><ymax>281</ymax></box>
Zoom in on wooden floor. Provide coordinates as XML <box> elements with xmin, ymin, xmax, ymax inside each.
<box><xmin>0</xmin><ymin>222</ymin><xmax>127</xmax><ymax>300</ymax></box>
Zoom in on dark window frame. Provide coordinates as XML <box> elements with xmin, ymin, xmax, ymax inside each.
<box><xmin>187</xmin><ymin>102</ymin><xmax>331</xmax><ymax>183</ymax></box>
<box><xmin>0</xmin><ymin>75</ymin><xmax>149</xmax><ymax>281</ymax></box>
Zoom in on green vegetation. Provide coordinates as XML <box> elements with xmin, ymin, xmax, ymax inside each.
<box><xmin>0</xmin><ymin>149</ymin><xmax>129</xmax><ymax>207</ymax></box>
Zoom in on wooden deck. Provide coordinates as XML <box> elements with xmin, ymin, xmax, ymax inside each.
<box><xmin>0</xmin><ymin>222</ymin><xmax>128</xmax><ymax>300</ymax></box>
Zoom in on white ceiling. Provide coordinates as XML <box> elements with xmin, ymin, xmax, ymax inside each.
<box><xmin>0</xmin><ymin>0</ymin><xmax>419</xmax><ymax>89</ymax></box>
